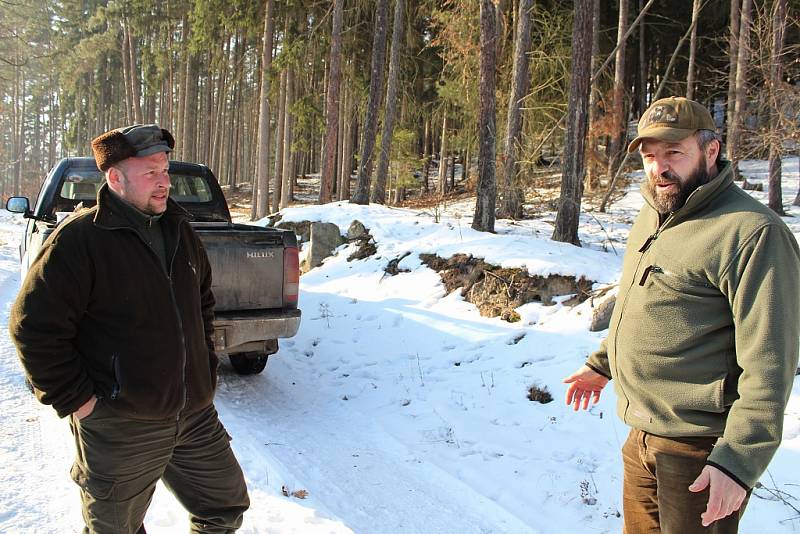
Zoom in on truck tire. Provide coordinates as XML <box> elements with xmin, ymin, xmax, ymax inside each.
<box><xmin>229</xmin><ymin>352</ymin><xmax>269</xmax><ymax>375</ymax></box>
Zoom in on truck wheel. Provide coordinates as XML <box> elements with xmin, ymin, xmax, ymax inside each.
<box><xmin>229</xmin><ymin>352</ymin><xmax>269</xmax><ymax>375</ymax></box>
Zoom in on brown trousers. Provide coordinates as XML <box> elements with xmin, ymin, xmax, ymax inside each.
<box><xmin>69</xmin><ymin>401</ymin><xmax>249</xmax><ymax>534</ymax></box>
<box><xmin>622</xmin><ymin>429</ymin><xmax>750</xmax><ymax>534</ymax></box>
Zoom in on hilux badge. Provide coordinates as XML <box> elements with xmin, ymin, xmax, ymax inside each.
<box><xmin>247</xmin><ymin>251</ymin><xmax>275</xmax><ymax>259</ymax></box>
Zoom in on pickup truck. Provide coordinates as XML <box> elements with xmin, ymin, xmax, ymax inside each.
<box><xmin>7</xmin><ymin>157</ymin><xmax>301</xmax><ymax>375</ymax></box>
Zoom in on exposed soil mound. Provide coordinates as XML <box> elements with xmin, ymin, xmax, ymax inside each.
<box><xmin>420</xmin><ymin>253</ymin><xmax>593</xmax><ymax>322</ymax></box>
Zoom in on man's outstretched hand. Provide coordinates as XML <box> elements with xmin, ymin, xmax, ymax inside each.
<box><xmin>563</xmin><ymin>365</ymin><xmax>609</xmax><ymax>411</ymax></box>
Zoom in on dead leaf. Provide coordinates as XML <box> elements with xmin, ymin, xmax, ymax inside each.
<box><xmin>281</xmin><ymin>485</ymin><xmax>309</xmax><ymax>499</ymax></box>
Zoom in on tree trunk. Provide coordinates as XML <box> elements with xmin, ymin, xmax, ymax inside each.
<box><xmin>730</xmin><ymin>0</ymin><xmax>752</xmax><ymax>182</ymax></box>
<box><xmin>638</xmin><ymin>0</ymin><xmax>647</xmax><ymax>115</ymax></box>
<box><xmin>351</xmin><ymin>0</ymin><xmax>390</xmax><ymax>204</ymax></box>
<box><xmin>498</xmin><ymin>0</ymin><xmax>533</xmax><ymax>219</ymax></box>
<box><xmin>98</xmin><ymin>57</ymin><xmax>108</xmax><ymax>135</ymax></box>
<box><xmin>272</xmin><ymin>68</ymin><xmax>287</xmax><ymax>213</ymax></box>
<box><xmin>372</xmin><ymin>0</ymin><xmax>406</xmax><ymax>204</ymax></box>
<box><xmin>336</xmin><ymin>83</ymin><xmax>347</xmax><ymax>200</ymax></box>
<box><xmin>472</xmin><ymin>0</ymin><xmax>497</xmax><ymax>233</ymax></box>
<box><xmin>211</xmin><ymin>40</ymin><xmax>230</xmax><ymax>174</ymax></box>
<box><xmin>450</xmin><ymin>149</ymin><xmax>456</xmax><ymax>189</ymax></box>
<box><xmin>253</xmin><ymin>0</ymin><xmax>275</xmax><ymax>219</ymax></box>
<box><xmin>338</xmin><ymin>87</ymin><xmax>355</xmax><ymax>201</ymax></box>
<box><xmin>585</xmin><ymin>0</ymin><xmax>602</xmax><ymax>193</ymax></box>
<box><xmin>552</xmin><ymin>3</ymin><xmax>593</xmax><ymax>246</ymax></box>
<box><xmin>463</xmin><ymin>143</ymin><xmax>471</xmax><ymax>184</ymax></box>
<box><xmin>320</xmin><ymin>0</ymin><xmax>344</xmax><ymax>204</ymax></box>
<box><xmin>176</xmin><ymin>16</ymin><xmax>190</xmax><ymax>158</ymax></box>
<box><xmin>182</xmin><ymin>54</ymin><xmax>199</xmax><ymax>162</ymax></box>
<box><xmin>606</xmin><ymin>0</ymin><xmax>629</xmax><ymax>179</ymax></box>
<box><xmin>685</xmin><ymin>0</ymin><xmax>701</xmax><ymax>100</ymax></box>
<box><xmin>163</xmin><ymin>26</ymin><xmax>174</xmax><ymax>129</ymax></box>
<box><xmin>200</xmin><ymin>62</ymin><xmax>213</xmax><ymax>164</ymax></box>
<box><xmin>127</xmin><ymin>20</ymin><xmax>143</xmax><ymax>124</ymax></box>
<box><xmin>13</xmin><ymin>68</ymin><xmax>25</xmax><ymax>195</ymax></box>
<box><xmin>280</xmin><ymin>66</ymin><xmax>295</xmax><ymax>209</ymax></box>
<box><xmin>120</xmin><ymin>24</ymin><xmax>133</xmax><ymax>125</ymax></box>
<box><xmin>437</xmin><ymin>113</ymin><xmax>449</xmax><ymax>195</ymax></box>
<box><xmin>767</xmin><ymin>0</ymin><xmax>787</xmax><ymax>215</ymax></box>
<box><xmin>726</xmin><ymin>0</ymin><xmax>741</xmax><ymax>158</ymax></box>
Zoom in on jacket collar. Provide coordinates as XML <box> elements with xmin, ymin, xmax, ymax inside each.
<box><xmin>640</xmin><ymin>160</ymin><xmax>734</xmax><ymax>224</ymax></box>
<box><xmin>93</xmin><ymin>182</ymin><xmax>191</xmax><ymax>230</ymax></box>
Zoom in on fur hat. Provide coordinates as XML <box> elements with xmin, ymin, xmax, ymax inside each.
<box><xmin>91</xmin><ymin>124</ymin><xmax>175</xmax><ymax>171</ymax></box>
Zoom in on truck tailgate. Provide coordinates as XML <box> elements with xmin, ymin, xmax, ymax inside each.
<box><xmin>193</xmin><ymin>222</ymin><xmax>292</xmax><ymax>312</ymax></box>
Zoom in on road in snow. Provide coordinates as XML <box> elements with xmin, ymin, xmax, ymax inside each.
<box><xmin>1</xmin><ymin>158</ymin><xmax>799</xmax><ymax>533</ymax></box>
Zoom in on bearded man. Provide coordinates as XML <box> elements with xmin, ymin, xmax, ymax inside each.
<box><xmin>563</xmin><ymin>97</ymin><xmax>799</xmax><ymax>534</ymax></box>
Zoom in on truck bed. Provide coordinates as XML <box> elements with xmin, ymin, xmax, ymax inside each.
<box><xmin>194</xmin><ymin>222</ymin><xmax>293</xmax><ymax>312</ymax></box>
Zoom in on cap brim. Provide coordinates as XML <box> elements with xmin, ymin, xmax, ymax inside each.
<box><xmin>627</xmin><ymin>126</ymin><xmax>698</xmax><ymax>153</ymax></box>
<box><xmin>135</xmin><ymin>143</ymin><xmax>173</xmax><ymax>158</ymax></box>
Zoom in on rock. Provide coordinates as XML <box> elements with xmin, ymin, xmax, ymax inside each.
<box><xmin>347</xmin><ymin>224</ymin><xmax>378</xmax><ymax>262</ymax></box>
<box><xmin>589</xmin><ymin>288</ymin><xmax>617</xmax><ymax>332</ymax></box>
<box><xmin>305</xmin><ymin>222</ymin><xmax>344</xmax><ymax>270</ymax></box>
<box><xmin>347</xmin><ymin>220</ymin><xmax>368</xmax><ymax>240</ymax></box>
<box><xmin>276</xmin><ymin>220</ymin><xmax>312</xmax><ymax>244</ymax></box>
<box><xmin>741</xmin><ymin>179</ymin><xmax>763</xmax><ymax>192</ymax></box>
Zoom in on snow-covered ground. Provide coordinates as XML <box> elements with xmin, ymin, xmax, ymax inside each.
<box><xmin>1</xmin><ymin>158</ymin><xmax>799</xmax><ymax>533</ymax></box>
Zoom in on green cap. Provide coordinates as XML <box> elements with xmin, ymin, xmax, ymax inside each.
<box><xmin>627</xmin><ymin>96</ymin><xmax>716</xmax><ymax>153</ymax></box>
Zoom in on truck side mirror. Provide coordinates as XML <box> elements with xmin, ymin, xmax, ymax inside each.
<box><xmin>6</xmin><ymin>197</ymin><xmax>30</xmax><ymax>215</ymax></box>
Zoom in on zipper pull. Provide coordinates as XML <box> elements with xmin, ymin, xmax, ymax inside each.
<box><xmin>638</xmin><ymin>232</ymin><xmax>658</xmax><ymax>253</ymax></box>
<box><xmin>639</xmin><ymin>265</ymin><xmax>663</xmax><ymax>286</ymax></box>
<box><xmin>639</xmin><ymin>266</ymin><xmax>653</xmax><ymax>286</ymax></box>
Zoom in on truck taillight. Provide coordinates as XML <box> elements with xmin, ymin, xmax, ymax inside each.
<box><xmin>283</xmin><ymin>246</ymin><xmax>299</xmax><ymax>306</ymax></box>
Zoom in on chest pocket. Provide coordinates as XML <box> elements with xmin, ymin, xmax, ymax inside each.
<box><xmin>641</xmin><ymin>266</ymin><xmax>717</xmax><ymax>301</ymax></box>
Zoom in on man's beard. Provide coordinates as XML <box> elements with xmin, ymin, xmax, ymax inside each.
<box><xmin>644</xmin><ymin>155</ymin><xmax>711</xmax><ymax>215</ymax></box>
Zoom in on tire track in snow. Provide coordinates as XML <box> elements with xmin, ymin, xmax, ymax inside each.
<box><xmin>215</xmin><ymin>360</ymin><xmax>538</xmax><ymax>534</ymax></box>
<box><xmin>0</xmin><ymin>222</ymin><xmax>79</xmax><ymax>533</ymax></box>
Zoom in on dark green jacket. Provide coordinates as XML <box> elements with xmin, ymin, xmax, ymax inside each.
<box><xmin>9</xmin><ymin>184</ymin><xmax>219</xmax><ymax>420</ymax></box>
<box><xmin>587</xmin><ymin>161</ymin><xmax>800</xmax><ymax>489</ymax></box>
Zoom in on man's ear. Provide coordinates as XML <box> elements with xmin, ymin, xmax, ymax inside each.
<box><xmin>705</xmin><ymin>139</ymin><xmax>720</xmax><ymax>172</ymax></box>
<box><xmin>106</xmin><ymin>166</ymin><xmax>123</xmax><ymax>188</ymax></box>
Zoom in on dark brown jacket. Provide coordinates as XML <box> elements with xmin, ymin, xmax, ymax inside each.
<box><xmin>9</xmin><ymin>184</ymin><xmax>218</xmax><ymax>420</ymax></box>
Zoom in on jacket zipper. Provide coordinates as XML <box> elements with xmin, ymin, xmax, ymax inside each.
<box><xmin>110</xmin><ymin>354</ymin><xmax>120</xmax><ymax>399</ymax></box>
<box><xmin>104</xmin><ymin>222</ymin><xmax>188</xmax><ymax>419</ymax></box>
<box><xmin>610</xmin><ymin>213</ymin><xmax>673</xmax><ymax>422</ymax></box>
<box><xmin>168</xmin><ymin>228</ymin><xmax>188</xmax><ymax>421</ymax></box>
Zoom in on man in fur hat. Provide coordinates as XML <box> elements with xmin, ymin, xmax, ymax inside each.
<box><xmin>9</xmin><ymin>124</ymin><xmax>250</xmax><ymax>533</ymax></box>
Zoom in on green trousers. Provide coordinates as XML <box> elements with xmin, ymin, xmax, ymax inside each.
<box><xmin>622</xmin><ymin>429</ymin><xmax>750</xmax><ymax>534</ymax></box>
<box><xmin>69</xmin><ymin>400</ymin><xmax>249</xmax><ymax>534</ymax></box>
